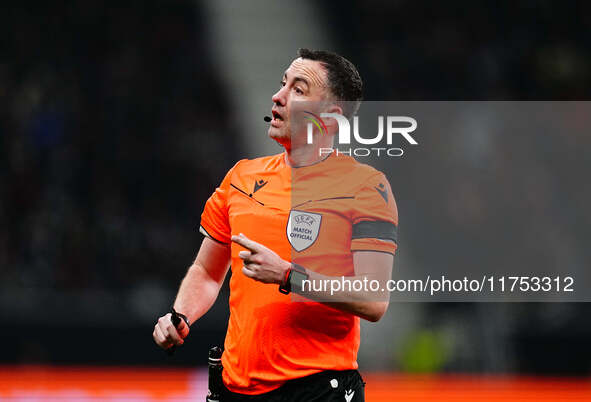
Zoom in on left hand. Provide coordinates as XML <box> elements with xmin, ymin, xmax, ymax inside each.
<box><xmin>231</xmin><ymin>233</ymin><xmax>290</xmax><ymax>285</ymax></box>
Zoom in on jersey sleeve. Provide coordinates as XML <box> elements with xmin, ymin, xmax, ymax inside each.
<box><xmin>199</xmin><ymin>162</ymin><xmax>240</xmax><ymax>244</ymax></box>
<box><xmin>350</xmin><ymin>172</ymin><xmax>398</xmax><ymax>255</ymax></box>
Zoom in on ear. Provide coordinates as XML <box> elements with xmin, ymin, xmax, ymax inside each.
<box><xmin>323</xmin><ymin>103</ymin><xmax>344</xmax><ymax>131</ymax></box>
<box><xmin>326</xmin><ymin>103</ymin><xmax>343</xmax><ymax>116</ymax></box>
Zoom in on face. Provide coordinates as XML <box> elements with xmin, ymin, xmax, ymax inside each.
<box><xmin>268</xmin><ymin>58</ymin><xmax>332</xmax><ymax>146</ymax></box>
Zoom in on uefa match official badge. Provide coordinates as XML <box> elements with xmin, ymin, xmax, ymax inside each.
<box><xmin>286</xmin><ymin>210</ymin><xmax>322</xmax><ymax>252</ymax></box>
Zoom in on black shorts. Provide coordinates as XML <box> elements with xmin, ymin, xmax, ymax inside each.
<box><xmin>220</xmin><ymin>369</ymin><xmax>365</xmax><ymax>402</ymax></box>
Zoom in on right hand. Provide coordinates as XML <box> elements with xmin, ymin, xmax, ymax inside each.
<box><xmin>153</xmin><ymin>313</ymin><xmax>190</xmax><ymax>350</ymax></box>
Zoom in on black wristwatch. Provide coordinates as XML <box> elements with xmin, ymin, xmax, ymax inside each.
<box><xmin>170</xmin><ymin>307</ymin><xmax>190</xmax><ymax>327</ymax></box>
<box><xmin>279</xmin><ymin>264</ymin><xmax>309</xmax><ymax>294</ymax></box>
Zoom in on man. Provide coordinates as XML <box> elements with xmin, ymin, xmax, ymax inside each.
<box><xmin>153</xmin><ymin>49</ymin><xmax>398</xmax><ymax>401</ymax></box>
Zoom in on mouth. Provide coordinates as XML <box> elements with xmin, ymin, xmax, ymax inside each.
<box><xmin>271</xmin><ymin>110</ymin><xmax>284</xmax><ymax>127</ymax></box>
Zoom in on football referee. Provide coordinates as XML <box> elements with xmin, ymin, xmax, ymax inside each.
<box><xmin>153</xmin><ymin>49</ymin><xmax>398</xmax><ymax>401</ymax></box>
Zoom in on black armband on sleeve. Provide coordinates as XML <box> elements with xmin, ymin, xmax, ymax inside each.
<box><xmin>352</xmin><ymin>220</ymin><xmax>397</xmax><ymax>244</ymax></box>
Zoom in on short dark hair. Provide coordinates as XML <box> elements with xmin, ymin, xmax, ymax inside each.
<box><xmin>297</xmin><ymin>48</ymin><xmax>363</xmax><ymax>118</ymax></box>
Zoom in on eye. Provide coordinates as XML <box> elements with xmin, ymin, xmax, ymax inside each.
<box><xmin>280</xmin><ymin>81</ymin><xmax>286</xmax><ymax>88</ymax></box>
<box><xmin>294</xmin><ymin>87</ymin><xmax>304</xmax><ymax>95</ymax></box>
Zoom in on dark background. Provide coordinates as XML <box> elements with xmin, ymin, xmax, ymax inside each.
<box><xmin>1</xmin><ymin>0</ymin><xmax>590</xmax><ymax>374</ymax></box>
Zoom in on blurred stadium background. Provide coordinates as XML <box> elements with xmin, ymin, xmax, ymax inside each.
<box><xmin>1</xmin><ymin>0</ymin><xmax>590</xmax><ymax>400</ymax></box>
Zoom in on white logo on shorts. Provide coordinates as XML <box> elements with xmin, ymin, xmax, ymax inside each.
<box><xmin>345</xmin><ymin>389</ymin><xmax>355</xmax><ymax>402</ymax></box>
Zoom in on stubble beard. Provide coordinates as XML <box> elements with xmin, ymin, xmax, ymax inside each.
<box><xmin>269</xmin><ymin>126</ymin><xmax>291</xmax><ymax>148</ymax></box>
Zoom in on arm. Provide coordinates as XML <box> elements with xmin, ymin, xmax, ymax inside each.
<box><xmin>232</xmin><ymin>233</ymin><xmax>392</xmax><ymax>323</ymax></box>
<box><xmin>153</xmin><ymin>236</ymin><xmax>231</xmax><ymax>350</ymax></box>
<box><xmin>300</xmin><ymin>251</ymin><xmax>392</xmax><ymax>322</ymax></box>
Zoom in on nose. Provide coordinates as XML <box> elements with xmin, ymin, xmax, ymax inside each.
<box><xmin>272</xmin><ymin>85</ymin><xmax>287</xmax><ymax>106</ymax></box>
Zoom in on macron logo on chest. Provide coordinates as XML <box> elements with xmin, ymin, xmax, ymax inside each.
<box><xmin>253</xmin><ymin>179</ymin><xmax>268</xmax><ymax>194</ymax></box>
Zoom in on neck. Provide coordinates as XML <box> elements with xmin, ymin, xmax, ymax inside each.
<box><xmin>284</xmin><ymin>138</ymin><xmax>334</xmax><ymax>167</ymax></box>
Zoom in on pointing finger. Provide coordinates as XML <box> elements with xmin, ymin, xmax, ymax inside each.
<box><xmin>232</xmin><ymin>233</ymin><xmax>264</xmax><ymax>253</ymax></box>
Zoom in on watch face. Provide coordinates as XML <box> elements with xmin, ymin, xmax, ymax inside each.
<box><xmin>291</xmin><ymin>270</ymin><xmax>309</xmax><ymax>291</ymax></box>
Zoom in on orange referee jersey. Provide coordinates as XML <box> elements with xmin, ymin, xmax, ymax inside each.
<box><xmin>200</xmin><ymin>151</ymin><xmax>398</xmax><ymax>395</ymax></box>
